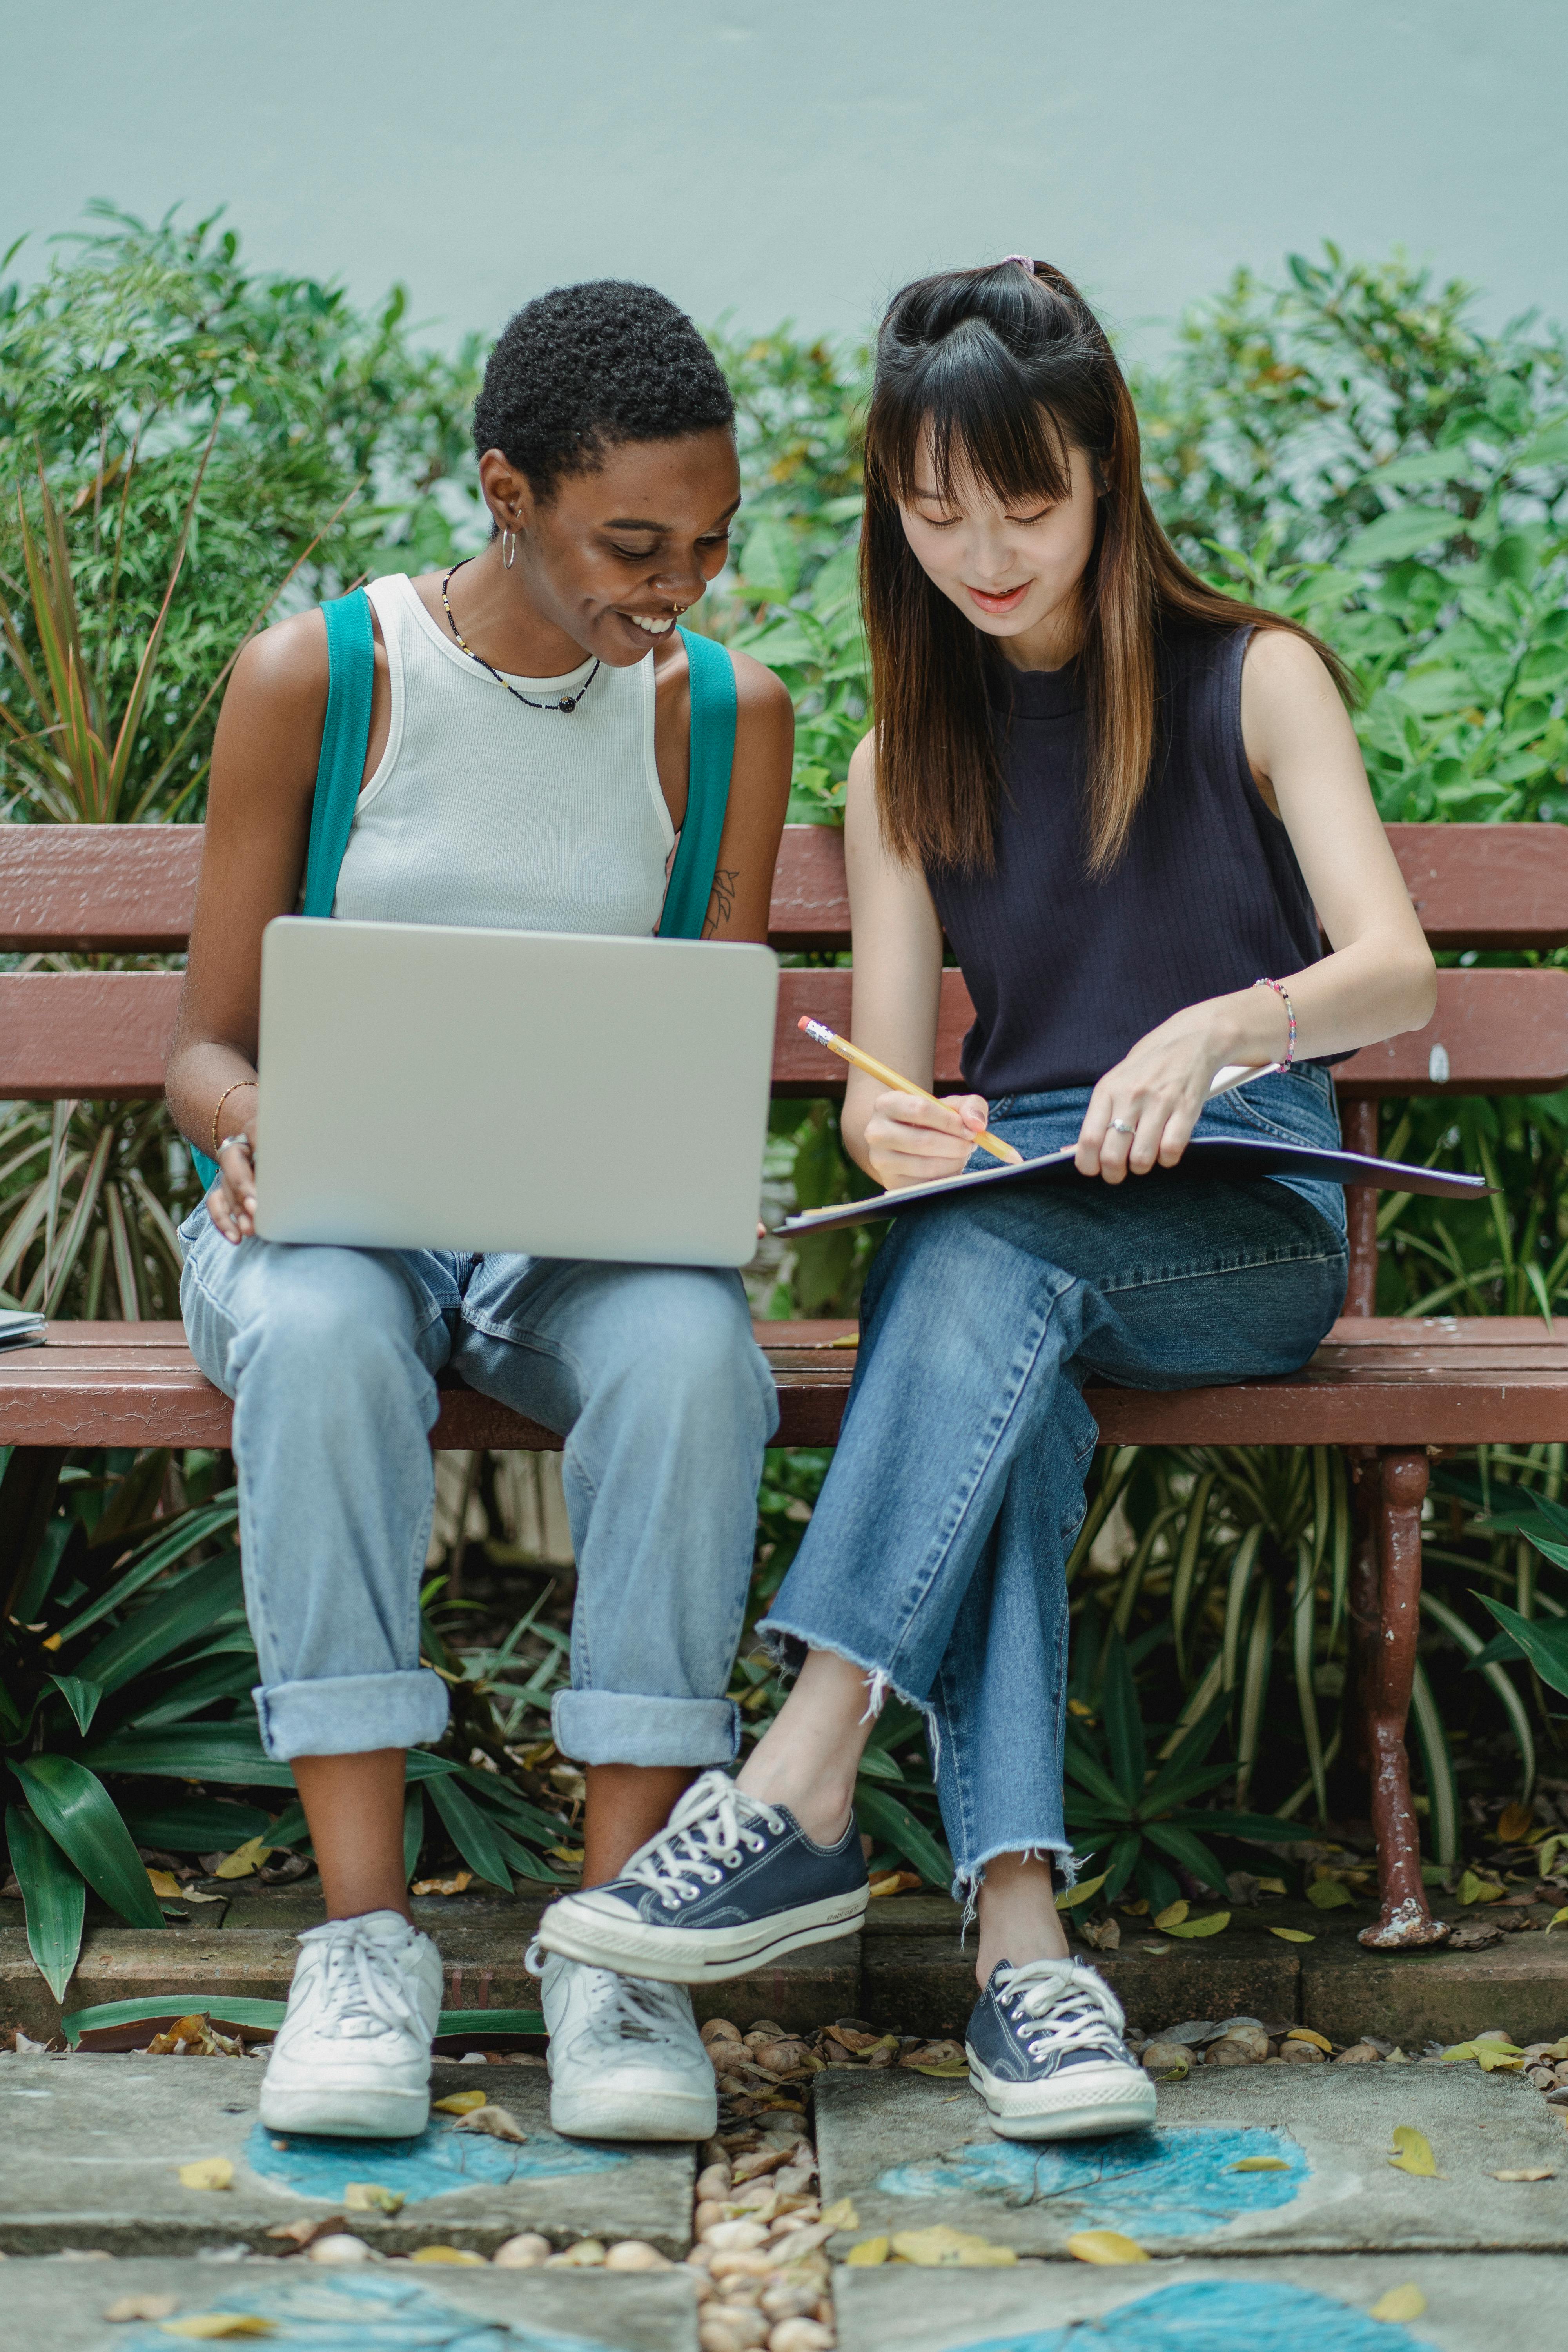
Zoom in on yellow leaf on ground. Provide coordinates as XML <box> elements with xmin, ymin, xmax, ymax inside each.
<box><xmin>1286</xmin><ymin>2028</ymin><xmax>1333</xmax><ymax>2053</ymax></box>
<box><xmin>1229</xmin><ymin>2156</ymin><xmax>1291</xmax><ymax>2171</ymax></box>
<box><xmin>1497</xmin><ymin>1801</ymin><xmax>1535</xmax><ymax>1843</ymax></box>
<box><xmin>844</xmin><ymin>2237</ymin><xmax>889</xmax><ymax>2265</ymax></box>
<box><xmin>1153</xmin><ymin>1900</ymin><xmax>1189</xmax><ymax>1929</ymax></box>
<box><xmin>432</xmin><ymin>2091</ymin><xmax>490</xmax><ymax>2115</ymax></box>
<box><xmin>409</xmin><ymin>2247</ymin><xmax>485</xmax><ymax>2265</ymax></box>
<box><xmin>145</xmin><ymin>1871</ymin><xmax>222</xmax><ymax>1904</ymax></box>
<box><xmin>213</xmin><ymin>1837</ymin><xmax>274</xmax><ymax>1881</ymax></box>
<box><xmin>1476</xmin><ymin>2044</ymin><xmax>1525</xmax><ymax>2072</ymax></box>
<box><xmin>105</xmin><ymin>2295</ymin><xmax>178</xmax><ymax>2323</ymax></box>
<box><xmin>906</xmin><ymin>2058</ymin><xmax>971</xmax><ymax>2077</ymax></box>
<box><xmin>1067</xmin><ymin>2230</ymin><xmax>1150</xmax><ymax>2265</ymax></box>
<box><xmin>1307</xmin><ymin>1880</ymin><xmax>1352</xmax><ymax>1910</ymax></box>
<box><xmin>1545</xmin><ymin>1907</ymin><xmax>1568</xmax><ymax>1934</ymax></box>
<box><xmin>889</xmin><ymin>2225</ymin><xmax>1017</xmax><ymax>2267</ymax></box>
<box><xmin>1388</xmin><ymin>2126</ymin><xmax>1437</xmax><ymax>2177</ymax></box>
<box><xmin>1457</xmin><ymin>1869</ymin><xmax>1504</xmax><ymax>1906</ymax></box>
<box><xmin>1055</xmin><ymin>1873</ymin><xmax>1109</xmax><ymax>1913</ymax></box>
<box><xmin>1255</xmin><ymin>1877</ymin><xmax>1287</xmax><ymax>1895</ymax></box>
<box><xmin>1368</xmin><ymin>2284</ymin><xmax>1426</xmax><ymax>2323</ymax></box>
<box><xmin>411</xmin><ymin>1871</ymin><xmax>472</xmax><ymax>1897</ymax></box>
<box><xmin>547</xmin><ymin>1847</ymin><xmax>585</xmax><ymax>1866</ymax></box>
<box><xmin>1268</xmin><ymin>1927</ymin><xmax>1316</xmax><ymax>1942</ymax></box>
<box><xmin>1164</xmin><ymin>1911</ymin><xmax>1230</xmax><ymax>1939</ymax></box>
<box><xmin>818</xmin><ymin>2198</ymin><xmax>859</xmax><ymax>2232</ymax></box>
<box><xmin>1493</xmin><ymin>2166</ymin><xmax>1555</xmax><ymax>2181</ymax></box>
<box><xmin>158</xmin><ymin>2319</ymin><xmax>274</xmax><ymax>2340</ymax></box>
<box><xmin>343</xmin><ymin>2181</ymin><xmax>405</xmax><ymax>2213</ymax></box>
<box><xmin>177</xmin><ymin>2158</ymin><xmax>234</xmax><ymax>2192</ymax></box>
<box><xmin>868</xmin><ymin>1871</ymin><xmax>922</xmax><ymax>1899</ymax></box>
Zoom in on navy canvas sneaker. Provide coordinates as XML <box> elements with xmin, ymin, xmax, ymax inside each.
<box><xmin>966</xmin><ymin>1956</ymin><xmax>1156</xmax><ymax>2139</ymax></box>
<box><xmin>535</xmin><ymin>1770</ymin><xmax>869</xmax><ymax>1983</ymax></box>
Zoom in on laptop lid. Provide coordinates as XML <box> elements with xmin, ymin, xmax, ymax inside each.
<box><xmin>253</xmin><ymin>919</ymin><xmax>779</xmax><ymax>1267</ymax></box>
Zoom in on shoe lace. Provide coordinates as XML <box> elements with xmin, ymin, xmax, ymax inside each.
<box><xmin>301</xmin><ymin>1918</ymin><xmax>424</xmax><ymax>2042</ymax></box>
<box><xmin>620</xmin><ymin>1770</ymin><xmax>787</xmax><ymax>1913</ymax></box>
<box><xmin>995</xmin><ymin>1958</ymin><xmax>1125</xmax><ymax>2064</ymax></box>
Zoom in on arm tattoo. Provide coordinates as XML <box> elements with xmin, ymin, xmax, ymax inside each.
<box><xmin>702</xmin><ymin>868</ymin><xmax>740</xmax><ymax>939</ymax></box>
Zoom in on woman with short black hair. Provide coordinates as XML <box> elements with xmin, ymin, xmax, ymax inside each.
<box><xmin>537</xmin><ymin>258</ymin><xmax>1435</xmax><ymax>2142</ymax></box>
<box><xmin>165</xmin><ymin>279</ymin><xmax>793</xmax><ymax>2145</ymax></box>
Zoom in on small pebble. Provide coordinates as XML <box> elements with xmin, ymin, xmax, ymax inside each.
<box><xmin>493</xmin><ymin>2233</ymin><xmax>552</xmax><ymax>2268</ymax></box>
<box><xmin>1336</xmin><ymin>2042</ymin><xmax>1383</xmax><ymax>2063</ymax></box>
<box><xmin>768</xmin><ymin>2322</ymin><xmax>834</xmax><ymax>2352</ymax></box>
<box><xmin>604</xmin><ymin>2239</ymin><xmax>670</xmax><ymax>2270</ymax></box>
<box><xmin>1281</xmin><ymin>2039</ymin><xmax>1325</xmax><ymax>2063</ymax></box>
<box><xmin>307</xmin><ymin>2234</ymin><xmax>376</xmax><ymax>2265</ymax></box>
<box><xmin>1141</xmin><ymin>2042</ymin><xmax>1191</xmax><ymax>2080</ymax></box>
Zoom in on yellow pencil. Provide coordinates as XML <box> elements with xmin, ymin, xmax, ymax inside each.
<box><xmin>797</xmin><ymin>1017</ymin><xmax>1024</xmax><ymax>1165</ymax></box>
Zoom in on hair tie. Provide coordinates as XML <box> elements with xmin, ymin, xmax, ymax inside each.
<box><xmin>1002</xmin><ymin>254</ymin><xmax>1037</xmax><ymax>275</ymax></box>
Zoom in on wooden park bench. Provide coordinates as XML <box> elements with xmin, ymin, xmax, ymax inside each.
<box><xmin>4</xmin><ymin>820</ymin><xmax>1568</xmax><ymax>1947</ymax></box>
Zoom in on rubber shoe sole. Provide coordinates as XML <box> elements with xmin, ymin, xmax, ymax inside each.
<box><xmin>550</xmin><ymin>2078</ymin><xmax>718</xmax><ymax>2142</ymax></box>
<box><xmin>537</xmin><ymin>1885</ymin><xmax>869</xmax><ymax>1984</ymax></box>
<box><xmin>967</xmin><ymin>2050</ymin><xmax>1157</xmax><ymax>2141</ymax></box>
<box><xmin>259</xmin><ymin>2067</ymin><xmax>431</xmax><ymax>2140</ymax></box>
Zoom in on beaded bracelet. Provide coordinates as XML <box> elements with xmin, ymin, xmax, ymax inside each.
<box><xmin>211</xmin><ymin>1078</ymin><xmax>258</xmax><ymax>1159</ymax></box>
<box><xmin>1253</xmin><ymin>977</ymin><xmax>1297</xmax><ymax>1069</ymax></box>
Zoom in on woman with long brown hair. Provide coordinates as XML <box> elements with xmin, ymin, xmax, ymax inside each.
<box><xmin>535</xmin><ymin>259</ymin><xmax>1434</xmax><ymax>2141</ymax></box>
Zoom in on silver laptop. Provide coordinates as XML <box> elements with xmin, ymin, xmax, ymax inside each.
<box><xmin>254</xmin><ymin>919</ymin><xmax>779</xmax><ymax>1267</ymax></box>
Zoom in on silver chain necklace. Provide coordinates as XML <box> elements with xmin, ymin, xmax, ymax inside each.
<box><xmin>439</xmin><ymin>559</ymin><xmax>601</xmax><ymax>713</ymax></box>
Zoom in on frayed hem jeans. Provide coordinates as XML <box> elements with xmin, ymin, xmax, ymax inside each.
<box><xmin>759</xmin><ymin>1068</ymin><xmax>1350</xmax><ymax>1897</ymax></box>
<box><xmin>178</xmin><ymin>1217</ymin><xmax>778</xmax><ymax>1765</ymax></box>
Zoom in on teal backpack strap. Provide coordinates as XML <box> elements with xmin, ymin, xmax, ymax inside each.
<box><xmin>189</xmin><ymin>589</ymin><xmax>375</xmax><ymax>1192</ymax></box>
<box><xmin>658</xmin><ymin>628</ymin><xmax>737</xmax><ymax>940</ymax></box>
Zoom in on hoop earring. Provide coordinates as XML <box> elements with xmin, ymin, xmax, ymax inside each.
<box><xmin>501</xmin><ymin>528</ymin><xmax>517</xmax><ymax>570</ymax></box>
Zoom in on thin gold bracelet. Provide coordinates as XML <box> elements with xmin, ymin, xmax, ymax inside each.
<box><xmin>211</xmin><ymin>1078</ymin><xmax>258</xmax><ymax>1159</ymax></box>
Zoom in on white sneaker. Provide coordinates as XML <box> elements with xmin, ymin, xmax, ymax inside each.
<box><xmin>534</xmin><ymin>1944</ymin><xmax>718</xmax><ymax>2142</ymax></box>
<box><xmin>259</xmin><ymin>1909</ymin><xmax>442</xmax><ymax>2139</ymax></box>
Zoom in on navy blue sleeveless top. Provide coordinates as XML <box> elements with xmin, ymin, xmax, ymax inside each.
<box><xmin>926</xmin><ymin>626</ymin><xmax>1327</xmax><ymax>1098</ymax></box>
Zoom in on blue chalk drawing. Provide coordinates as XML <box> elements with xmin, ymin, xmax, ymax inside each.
<box><xmin>110</xmin><ymin>2270</ymin><xmax>621</xmax><ymax>2351</ymax></box>
<box><xmin>877</xmin><ymin>2124</ymin><xmax>1307</xmax><ymax>2240</ymax></box>
<box><xmin>951</xmin><ymin>2276</ymin><xmax>1425</xmax><ymax>2352</ymax></box>
<box><xmin>246</xmin><ymin>2115</ymin><xmax>628</xmax><ymax>2204</ymax></box>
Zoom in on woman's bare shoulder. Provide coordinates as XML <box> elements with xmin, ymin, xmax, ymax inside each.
<box><xmin>226</xmin><ymin>607</ymin><xmax>331</xmax><ymax>722</ymax></box>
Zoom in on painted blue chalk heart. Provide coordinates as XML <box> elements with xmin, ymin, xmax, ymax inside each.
<box><xmin>246</xmin><ymin>2113</ymin><xmax>627</xmax><ymax>2203</ymax></box>
<box><xmin>876</xmin><ymin>2123</ymin><xmax>1306</xmax><ymax>2239</ymax></box>
<box><xmin>113</xmin><ymin>2269</ymin><xmax>619</xmax><ymax>2350</ymax></box>
<box><xmin>955</xmin><ymin>2275</ymin><xmax>1425</xmax><ymax>2351</ymax></box>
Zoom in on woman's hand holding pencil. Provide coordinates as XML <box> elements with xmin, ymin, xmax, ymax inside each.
<box><xmin>798</xmin><ymin>1016</ymin><xmax>1024</xmax><ymax>1189</ymax></box>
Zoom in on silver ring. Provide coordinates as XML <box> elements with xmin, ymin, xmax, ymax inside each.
<box><xmin>216</xmin><ymin>1134</ymin><xmax>251</xmax><ymax>1155</ymax></box>
<box><xmin>1109</xmin><ymin>1119</ymin><xmax>1135</xmax><ymax>1136</ymax></box>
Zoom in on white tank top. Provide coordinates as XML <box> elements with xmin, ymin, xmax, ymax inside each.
<box><xmin>331</xmin><ymin>572</ymin><xmax>675</xmax><ymax>934</ymax></box>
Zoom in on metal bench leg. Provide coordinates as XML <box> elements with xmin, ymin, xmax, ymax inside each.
<box><xmin>1356</xmin><ymin>1446</ymin><xmax>1448</xmax><ymax>1948</ymax></box>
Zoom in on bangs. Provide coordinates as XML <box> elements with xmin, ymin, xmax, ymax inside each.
<box><xmin>872</xmin><ymin>323</ymin><xmax>1074</xmax><ymax>511</ymax></box>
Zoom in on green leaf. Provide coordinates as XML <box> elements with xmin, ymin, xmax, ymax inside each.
<box><xmin>1477</xmin><ymin>1594</ymin><xmax>1568</xmax><ymax>1698</ymax></box>
<box><xmin>1100</xmin><ymin>1632</ymin><xmax>1146</xmax><ymax>1804</ymax></box>
<box><xmin>426</xmin><ymin>1772</ymin><xmax>515</xmax><ymax>1891</ymax></box>
<box><xmin>1063</xmin><ymin>1738</ymin><xmax>1130</xmax><ymax>1813</ymax></box>
<box><xmin>78</xmin><ymin>1720</ymin><xmax>294</xmax><ymax>1784</ymax></box>
<box><xmin>53</xmin><ymin>1495</ymin><xmax>240</xmax><ymax>1643</ymax></box>
<box><xmin>126</xmin><ymin>1650</ymin><xmax>258</xmax><ymax>1730</ymax></box>
<box><xmin>853</xmin><ymin>1782</ymin><xmax>953</xmax><ymax>1891</ymax></box>
<box><xmin>47</xmin><ymin>1673</ymin><xmax>105</xmax><ymax>1736</ymax></box>
<box><xmin>5</xmin><ymin>1802</ymin><xmax>87</xmax><ymax>2001</ymax></box>
<box><xmin>59</xmin><ymin>1996</ymin><xmax>545</xmax><ymax>2047</ymax></box>
<box><xmin>118</xmin><ymin>1798</ymin><xmax>275</xmax><ymax>1853</ymax></box>
<box><xmin>1101</xmin><ymin>1831</ymin><xmax>1143</xmax><ymax>1903</ymax></box>
<box><xmin>73</xmin><ymin>1550</ymin><xmax>244</xmax><ymax>1693</ymax></box>
<box><xmin>1142</xmin><ymin>1693</ymin><xmax>1231</xmax><ymax>1811</ymax></box>
<box><xmin>403</xmin><ymin>1786</ymin><xmax>425</xmax><ymax>1887</ymax></box>
<box><xmin>1143</xmin><ymin>1820</ymin><xmax>1230</xmax><ymax>1896</ymax></box>
<box><xmin>12</xmin><ymin>1756</ymin><xmax>164</xmax><ymax>1930</ymax></box>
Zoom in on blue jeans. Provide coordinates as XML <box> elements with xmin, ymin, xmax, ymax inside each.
<box><xmin>759</xmin><ymin>1067</ymin><xmax>1349</xmax><ymax>1896</ymax></box>
<box><xmin>179</xmin><ymin>1219</ymin><xmax>778</xmax><ymax>1764</ymax></box>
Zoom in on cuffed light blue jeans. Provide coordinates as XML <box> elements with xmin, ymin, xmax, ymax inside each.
<box><xmin>179</xmin><ymin>1218</ymin><xmax>778</xmax><ymax>1765</ymax></box>
<box><xmin>759</xmin><ymin>1066</ymin><xmax>1349</xmax><ymax>1898</ymax></box>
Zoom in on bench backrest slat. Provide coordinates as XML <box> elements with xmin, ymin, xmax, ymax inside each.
<box><xmin>6</xmin><ymin>820</ymin><xmax>1568</xmax><ymax>954</ymax></box>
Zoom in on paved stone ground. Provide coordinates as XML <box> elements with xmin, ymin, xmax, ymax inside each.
<box><xmin>833</xmin><ymin>2256</ymin><xmax>1560</xmax><ymax>2352</ymax></box>
<box><xmin>815</xmin><ymin>2065</ymin><xmax>1568</xmax><ymax>2259</ymax></box>
<box><xmin>0</xmin><ymin>2056</ymin><xmax>693</xmax><ymax>2259</ymax></box>
<box><xmin>0</xmin><ymin>2255</ymin><xmax>701</xmax><ymax>2351</ymax></box>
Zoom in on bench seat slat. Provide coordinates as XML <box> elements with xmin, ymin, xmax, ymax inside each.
<box><xmin>5</xmin><ymin>1319</ymin><xmax>1567</xmax><ymax>1453</ymax></box>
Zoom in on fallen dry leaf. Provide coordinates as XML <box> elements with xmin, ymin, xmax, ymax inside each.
<box><xmin>1153</xmin><ymin>1899</ymin><xmax>1189</xmax><ymax>1930</ymax></box>
<box><xmin>105</xmin><ymin>2294</ymin><xmax>178</xmax><ymax>2322</ymax></box>
<box><xmin>867</xmin><ymin>1871</ymin><xmax>921</xmax><ymax>1899</ymax></box>
<box><xmin>889</xmin><ymin>2224</ymin><xmax>1016</xmax><ymax>2267</ymax></box>
<box><xmin>1067</xmin><ymin>2230</ymin><xmax>1149</xmax><ymax>2265</ymax></box>
<box><xmin>1077</xmin><ymin>1916</ymin><xmax>1121</xmax><ymax>1952</ymax></box>
<box><xmin>451</xmin><ymin>2103</ymin><xmax>527</xmax><ymax>2143</ymax></box>
<box><xmin>1368</xmin><ymin>2283</ymin><xmax>1426</xmax><ymax>2323</ymax></box>
<box><xmin>1496</xmin><ymin>1801</ymin><xmax>1535</xmax><ymax>1844</ymax></box>
<box><xmin>146</xmin><ymin>1871</ymin><xmax>223</xmax><ymax>1905</ymax></box>
<box><xmin>343</xmin><ymin>2181</ymin><xmax>405</xmax><ymax>2213</ymax></box>
<box><xmin>1229</xmin><ymin>2156</ymin><xmax>1291</xmax><ymax>2172</ymax></box>
<box><xmin>1306</xmin><ymin>1880</ymin><xmax>1352</xmax><ymax>1910</ymax></box>
<box><xmin>1546</xmin><ymin>1907</ymin><xmax>1568</xmax><ymax>1934</ymax></box>
<box><xmin>1286</xmin><ymin>2028</ymin><xmax>1334</xmax><ymax>2053</ymax></box>
<box><xmin>1388</xmin><ymin>2126</ymin><xmax>1437</xmax><ymax>2177</ymax></box>
<box><xmin>409</xmin><ymin>2246</ymin><xmax>485</xmax><ymax>2265</ymax></box>
<box><xmin>158</xmin><ymin>2320</ymin><xmax>274</xmax><ymax>2341</ymax></box>
<box><xmin>213</xmin><ymin>1837</ymin><xmax>274</xmax><ymax>1881</ymax></box>
<box><xmin>1457</xmin><ymin>1869</ymin><xmax>1505</xmax><ymax>1906</ymax></box>
<box><xmin>1054</xmin><ymin>1872</ymin><xmax>1108</xmax><ymax>1913</ymax></box>
<box><xmin>1268</xmin><ymin>1927</ymin><xmax>1316</xmax><ymax>1942</ymax></box>
<box><xmin>1492</xmin><ymin>2166</ymin><xmax>1555</xmax><ymax>2181</ymax></box>
<box><xmin>904</xmin><ymin>2058</ymin><xmax>970</xmax><ymax>2078</ymax></box>
<box><xmin>844</xmin><ymin>2236</ymin><xmax>889</xmax><ymax>2265</ymax></box>
<box><xmin>1163</xmin><ymin>1911</ymin><xmax>1230</xmax><ymax>1939</ymax></box>
<box><xmin>432</xmin><ymin>2090</ymin><xmax>490</xmax><ymax>2115</ymax></box>
<box><xmin>176</xmin><ymin>2157</ymin><xmax>234</xmax><ymax>2192</ymax></box>
<box><xmin>411</xmin><ymin>1871</ymin><xmax>472</xmax><ymax>1897</ymax></box>
<box><xmin>818</xmin><ymin>2198</ymin><xmax>859</xmax><ymax>2231</ymax></box>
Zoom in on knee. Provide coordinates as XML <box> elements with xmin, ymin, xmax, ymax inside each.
<box><xmin>613</xmin><ymin>1273</ymin><xmax>774</xmax><ymax>1439</ymax></box>
<box><xmin>230</xmin><ymin>1254</ymin><xmax>426</xmax><ymax>1428</ymax></box>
